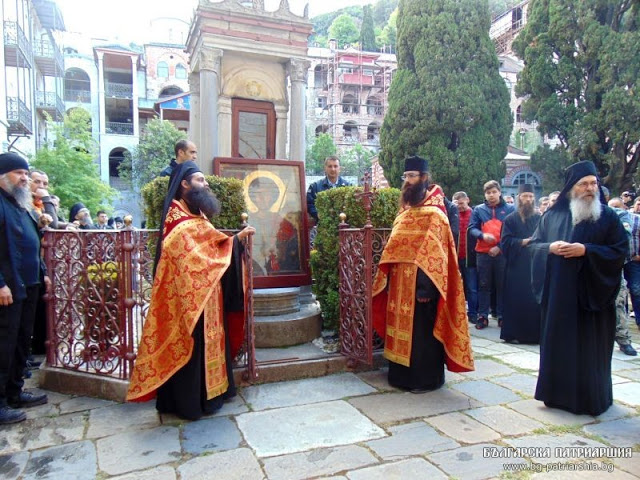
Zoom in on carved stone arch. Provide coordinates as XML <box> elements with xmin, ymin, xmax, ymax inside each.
<box><xmin>222</xmin><ymin>64</ymin><xmax>286</xmax><ymax>103</ymax></box>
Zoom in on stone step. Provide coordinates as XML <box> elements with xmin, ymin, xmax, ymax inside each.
<box><xmin>254</xmin><ymin>303</ymin><xmax>322</xmax><ymax>348</ymax></box>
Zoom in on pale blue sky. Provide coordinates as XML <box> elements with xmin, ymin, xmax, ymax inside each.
<box><xmin>56</xmin><ymin>0</ymin><xmax>371</xmax><ymax>42</ymax></box>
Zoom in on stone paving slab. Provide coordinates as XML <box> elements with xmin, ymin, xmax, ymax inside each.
<box><xmin>426</xmin><ymin>411</ymin><xmax>501</xmax><ymax>443</ymax></box>
<box><xmin>109</xmin><ymin>465</ymin><xmax>177</xmax><ymax>480</ymax></box>
<box><xmin>612</xmin><ymin>452</ymin><xmax>640</xmax><ymax>478</ymax></box>
<box><xmin>459</xmin><ymin>358</ymin><xmax>515</xmax><ymax>380</ymax></box>
<box><xmin>348</xmin><ymin>387</ymin><xmax>479</xmax><ymax>425</ymax></box>
<box><xmin>616</xmin><ymin>369</ymin><xmax>640</xmax><ymax>381</ymax></box>
<box><xmin>346</xmin><ymin>457</ymin><xmax>447</xmax><ymax>480</ymax></box>
<box><xmin>612</xmin><ymin>358</ymin><xmax>640</xmax><ymax>372</ymax></box>
<box><xmin>613</xmin><ymin>381</ymin><xmax>640</xmax><ymax>406</ymax></box>
<box><xmin>531</xmin><ymin>469</ymin><xmax>637</xmax><ymax>479</ymax></box>
<box><xmin>365</xmin><ymin>421</ymin><xmax>460</xmax><ymax>460</ymax></box>
<box><xmin>427</xmin><ymin>442</ymin><xmax>527</xmax><ymax>480</ymax></box>
<box><xmin>489</xmin><ymin>372</ymin><xmax>538</xmax><ymax>396</ymax></box>
<box><xmin>483</xmin><ymin>342</ymin><xmax>525</xmax><ymax>354</ymax></box>
<box><xmin>0</xmin><ymin>451</ymin><xmax>29</xmax><ymax>479</ymax></box>
<box><xmin>612</xmin><ymin>374</ymin><xmax>633</xmax><ymax>384</ymax></box>
<box><xmin>241</xmin><ymin>373</ymin><xmax>376</xmax><ymax>411</ymax></box>
<box><xmin>236</xmin><ymin>400</ymin><xmax>385</xmax><ymax>457</ymax></box>
<box><xmin>182</xmin><ymin>416</ymin><xmax>242</xmax><ymax>455</ymax></box>
<box><xmin>177</xmin><ymin>447</ymin><xmax>264</xmax><ymax>480</ymax></box>
<box><xmin>451</xmin><ymin>379</ymin><xmax>522</xmax><ymax>405</ymax></box>
<box><xmin>504</xmin><ymin>433</ymin><xmax>608</xmax><ymax>464</ymax></box>
<box><xmin>470</xmin><ymin>338</ymin><xmax>496</xmax><ymax>347</ymax></box>
<box><xmin>471</xmin><ymin>346</ymin><xmax>498</xmax><ymax>356</ymax></box>
<box><xmin>0</xmin><ymin>412</ymin><xmax>85</xmax><ymax>455</ymax></box>
<box><xmin>96</xmin><ymin>425</ymin><xmax>181</xmax><ymax>476</ymax></box>
<box><xmin>21</xmin><ymin>440</ymin><xmax>97</xmax><ymax>480</ymax></box>
<box><xmin>507</xmin><ymin>399</ymin><xmax>596</xmax><ymax>426</ymax></box>
<box><xmin>466</xmin><ymin>405</ymin><xmax>545</xmax><ymax>436</ymax></box>
<box><xmin>470</xmin><ymin>327</ymin><xmax>502</xmax><ymax>341</ymax></box>
<box><xmin>583</xmin><ymin>417</ymin><xmax>640</xmax><ymax>448</ymax></box>
<box><xmin>495</xmin><ymin>351</ymin><xmax>541</xmax><ymax>370</ymax></box>
<box><xmin>261</xmin><ymin>445</ymin><xmax>378</xmax><ymax>480</ymax></box>
<box><xmin>357</xmin><ymin>369</ymin><xmax>399</xmax><ymax>392</ymax></box>
<box><xmin>58</xmin><ymin>396</ymin><xmax>116</xmax><ymax>414</ymax></box>
<box><xmin>87</xmin><ymin>401</ymin><xmax>160</xmax><ymax>439</ymax></box>
<box><xmin>595</xmin><ymin>403</ymin><xmax>637</xmax><ymax>422</ymax></box>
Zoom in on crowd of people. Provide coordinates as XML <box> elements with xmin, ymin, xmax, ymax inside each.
<box><xmin>1</xmin><ymin>144</ymin><xmax>637</xmax><ymax>424</ymax></box>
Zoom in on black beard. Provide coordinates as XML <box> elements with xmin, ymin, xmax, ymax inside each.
<box><xmin>401</xmin><ymin>181</ymin><xmax>428</xmax><ymax>207</ymax></box>
<box><xmin>183</xmin><ymin>187</ymin><xmax>220</xmax><ymax>217</ymax></box>
<box><xmin>518</xmin><ymin>202</ymin><xmax>534</xmax><ymax>219</ymax></box>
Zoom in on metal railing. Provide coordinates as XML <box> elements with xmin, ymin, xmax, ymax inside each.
<box><xmin>105</xmin><ymin>82</ymin><xmax>133</xmax><ymax>99</ymax></box>
<box><xmin>3</xmin><ymin>20</ymin><xmax>31</xmax><ymax>61</ymax></box>
<box><xmin>65</xmin><ymin>89</ymin><xmax>91</xmax><ymax>103</ymax></box>
<box><xmin>105</xmin><ymin>122</ymin><xmax>134</xmax><ymax>135</ymax></box>
<box><xmin>33</xmin><ymin>38</ymin><xmax>63</xmax><ymax>66</ymax></box>
<box><xmin>36</xmin><ymin>90</ymin><xmax>64</xmax><ymax>115</ymax></box>
<box><xmin>42</xmin><ymin>228</ymin><xmax>255</xmax><ymax>380</ymax></box>
<box><xmin>6</xmin><ymin>96</ymin><xmax>33</xmax><ymax>134</ymax></box>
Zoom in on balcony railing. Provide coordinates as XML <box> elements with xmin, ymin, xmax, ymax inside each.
<box><xmin>33</xmin><ymin>38</ymin><xmax>64</xmax><ymax>69</ymax></box>
<box><xmin>3</xmin><ymin>20</ymin><xmax>32</xmax><ymax>65</ymax></box>
<box><xmin>106</xmin><ymin>122</ymin><xmax>133</xmax><ymax>135</ymax></box>
<box><xmin>105</xmin><ymin>82</ymin><xmax>133</xmax><ymax>99</ymax></box>
<box><xmin>65</xmin><ymin>89</ymin><xmax>91</xmax><ymax>103</ymax></box>
<box><xmin>6</xmin><ymin>96</ymin><xmax>33</xmax><ymax>135</ymax></box>
<box><xmin>36</xmin><ymin>90</ymin><xmax>65</xmax><ymax>118</ymax></box>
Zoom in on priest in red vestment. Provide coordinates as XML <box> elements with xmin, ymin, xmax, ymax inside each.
<box><xmin>127</xmin><ymin>161</ymin><xmax>254</xmax><ymax>420</ymax></box>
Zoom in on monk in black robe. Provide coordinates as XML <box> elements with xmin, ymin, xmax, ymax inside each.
<box><xmin>500</xmin><ymin>184</ymin><xmax>541</xmax><ymax>344</ymax></box>
<box><xmin>529</xmin><ymin>161</ymin><xmax>628</xmax><ymax>416</ymax></box>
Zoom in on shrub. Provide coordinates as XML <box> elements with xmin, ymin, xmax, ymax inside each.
<box><xmin>311</xmin><ymin>186</ymin><xmax>400</xmax><ymax>330</ymax></box>
<box><xmin>141</xmin><ymin>175</ymin><xmax>246</xmax><ymax>229</ymax></box>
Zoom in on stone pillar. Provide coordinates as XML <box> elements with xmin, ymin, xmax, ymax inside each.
<box><xmin>188</xmin><ymin>72</ymin><xmax>201</xmax><ymax>150</ymax></box>
<box><xmin>130</xmin><ymin>56</ymin><xmax>139</xmax><ymax>137</ymax></box>
<box><xmin>218</xmin><ymin>96</ymin><xmax>232</xmax><ymax>158</ymax></box>
<box><xmin>199</xmin><ymin>47</ymin><xmax>223</xmax><ymax>175</ymax></box>
<box><xmin>275</xmin><ymin>103</ymin><xmax>288</xmax><ymax>159</ymax></box>
<box><xmin>288</xmin><ymin>58</ymin><xmax>310</xmax><ymax>162</ymax></box>
<box><xmin>96</xmin><ymin>51</ymin><xmax>108</xmax><ymax>181</ymax></box>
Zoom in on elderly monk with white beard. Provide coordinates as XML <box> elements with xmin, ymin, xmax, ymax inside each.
<box><xmin>529</xmin><ymin>160</ymin><xmax>628</xmax><ymax>415</ymax></box>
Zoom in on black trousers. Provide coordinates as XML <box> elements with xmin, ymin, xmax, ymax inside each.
<box><xmin>0</xmin><ymin>285</ymin><xmax>40</xmax><ymax>406</ymax></box>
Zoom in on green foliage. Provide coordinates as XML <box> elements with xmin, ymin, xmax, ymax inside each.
<box><xmin>377</xmin><ymin>8</ymin><xmax>398</xmax><ymax>52</ymax></box>
<box><xmin>512</xmin><ymin>0</ymin><xmax>640</xmax><ymax>193</ymax></box>
<box><xmin>360</xmin><ymin>5</ymin><xmax>377</xmax><ymax>52</ymax></box>
<box><xmin>488</xmin><ymin>0</ymin><xmax>521</xmax><ymax>18</ymax></box>
<box><xmin>373</xmin><ymin>0</ymin><xmax>399</xmax><ymax>25</ymax></box>
<box><xmin>341</xmin><ymin>143</ymin><xmax>375</xmax><ymax>179</ymax></box>
<box><xmin>379</xmin><ymin>0</ymin><xmax>512</xmax><ymax>202</ymax></box>
<box><xmin>530</xmin><ymin>145</ymin><xmax>572</xmax><ymax>195</ymax></box>
<box><xmin>311</xmin><ymin>186</ymin><xmax>400</xmax><ymax>330</ymax></box>
<box><xmin>119</xmin><ymin>119</ymin><xmax>186</xmax><ymax>190</ymax></box>
<box><xmin>141</xmin><ymin>175</ymin><xmax>246</xmax><ymax>230</ymax></box>
<box><xmin>306</xmin><ymin>133</ymin><xmax>338</xmax><ymax>175</ymax></box>
<box><xmin>31</xmin><ymin>109</ymin><xmax>117</xmax><ymax>215</ymax></box>
<box><xmin>329</xmin><ymin>13</ymin><xmax>360</xmax><ymax>48</ymax></box>
<box><xmin>310</xmin><ymin>6</ymin><xmax>364</xmax><ymax>45</ymax></box>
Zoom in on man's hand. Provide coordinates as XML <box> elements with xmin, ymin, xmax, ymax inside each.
<box><xmin>34</xmin><ymin>188</ymin><xmax>49</xmax><ymax>199</ymax></box>
<box><xmin>550</xmin><ymin>241</ymin><xmax>586</xmax><ymax>258</ymax></box>
<box><xmin>522</xmin><ymin>237</ymin><xmax>531</xmax><ymax>247</ymax></box>
<box><xmin>237</xmin><ymin>226</ymin><xmax>256</xmax><ymax>241</ymax></box>
<box><xmin>488</xmin><ymin>246</ymin><xmax>501</xmax><ymax>257</ymax></box>
<box><xmin>482</xmin><ymin>233</ymin><xmax>496</xmax><ymax>243</ymax></box>
<box><xmin>44</xmin><ymin>276</ymin><xmax>52</xmax><ymax>295</ymax></box>
<box><xmin>0</xmin><ymin>286</ymin><xmax>13</xmax><ymax>306</ymax></box>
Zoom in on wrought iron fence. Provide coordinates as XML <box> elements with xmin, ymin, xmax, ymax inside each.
<box><xmin>3</xmin><ymin>20</ymin><xmax>31</xmax><ymax>59</ymax></box>
<box><xmin>64</xmin><ymin>89</ymin><xmax>91</xmax><ymax>103</ymax></box>
<box><xmin>42</xmin><ymin>228</ymin><xmax>255</xmax><ymax>381</ymax></box>
<box><xmin>6</xmin><ymin>96</ymin><xmax>33</xmax><ymax>134</ymax></box>
<box><xmin>105</xmin><ymin>122</ymin><xmax>134</xmax><ymax>135</ymax></box>
<box><xmin>105</xmin><ymin>82</ymin><xmax>133</xmax><ymax>99</ymax></box>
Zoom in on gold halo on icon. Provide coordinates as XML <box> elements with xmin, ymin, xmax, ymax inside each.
<box><xmin>243</xmin><ymin>170</ymin><xmax>286</xmax><ymax>214</ymax></box>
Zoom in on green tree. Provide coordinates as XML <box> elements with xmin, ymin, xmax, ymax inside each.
<box><xmin>360</xmin><ymin>5</ymin><xmax>377</xmax><ymax>52</ymax></box>
<box><xmin>512</xmin><ymin>0</ymin><xmax>640</xmax><ymax>193</ymax></box>
<box><xmin>377</xmin><ymin>8</ymin><xmax>398</xmax><ymax>52</ymax></box>
<box><xmin>31</xmin><ymin>109</ymin><xmax>116</xmax><ymax>215</ymax></box>
<box><xmin>379</xmin><ymin>0</ymin><xmax>512</xmax><ymax>201</ymax></box>
<box><xmin>328</xmin><ymin>13</ymin><xmax>359</xmax><ymax>48</ymax></box>
<box><xmin>118</xmin><ymin>118</ymin><xmax>186</xmax><ymax>190</ymax></box>
<box><xmin>373</xmin><ymin>0</ymin><xmax>399</xmax><ymax>25</ymax></box>
<box><xmin>306</xmin><ymin>133</ymin><xmax>337</xmax><ymax>175</ymax></box>
<box><xmin>529</xmin><ymin>145</ymin><xmax>573</xmax><ymax>194</ymax></box>
<box><xmin>341</xmin><ymin>143</ymin><xmax>375</xmax><ymax>179</ymax></box>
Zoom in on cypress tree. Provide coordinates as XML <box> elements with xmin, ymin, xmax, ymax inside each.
<box><xmin>379</xmin><ymin>0</ymin><xmax>512</xmax><ymax>201</ymax></box>
<box><xmin>360</xmin><ymin>5</ymin><xmax>377</xmax><ymax>52</ymax></box>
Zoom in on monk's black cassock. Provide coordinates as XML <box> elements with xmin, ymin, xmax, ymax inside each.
<box><xmin>529</xmin><ymin>161</ymin><xmax>628</xmax><ymax>416</ymax></box>
<box><xmin>500</xmin><ymin>209</ymin><xmax>541</xmax><ymax>344</ymax></box>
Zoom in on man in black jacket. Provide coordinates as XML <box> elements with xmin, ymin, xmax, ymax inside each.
<box><xmin>306</xmin><ymin>156</ymin><xmax>351</xmax><ymax>224</ymax></box>
<box><xmin>159</xmin><ymin>140</ymin><xmax>198</xmax><ymax>178</ymax></box>
<box><xmin>0</xmin><ymin>153</ymin><xmax>50</xmax><ymax>424</ymax></box>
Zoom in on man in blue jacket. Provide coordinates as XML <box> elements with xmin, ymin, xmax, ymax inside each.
<box><xmin>306</xmin><ymin>156</ymin><xmax>351</xmax><ymax>224</ymax></box>
<box><xmin>468</xmin><ymin>180</ymin><xmax>515</xmax><ymax>330</ymax></box>
<box><xmin>0</xmin><ymin>153</ymin><xmax>50</xmax><ymax>424</ymax></box>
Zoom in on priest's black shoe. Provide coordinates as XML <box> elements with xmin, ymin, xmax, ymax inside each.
<box><xmin>0</xmin><ymin>405</ymin><xmax>27</xmax><ymax>424</ymax></box>
<box><xmin>619</xmin><ymin>344</ymin><xmax>637</xmax><ymax>356</ymax></box>
<box><xmin>8</xmin><ymin>391</ymin><xmax>48</xmax><ymax>408</ymax></box>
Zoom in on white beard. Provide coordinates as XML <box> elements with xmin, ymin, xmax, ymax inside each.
<box><xmin>0</xmin><ymin>175</ymin><xmax>34</xmax><ymax>211</ymax></box>
<box><xmin>569</xmin><ymin>196</ymin><xmax>601</xmax><ymax>226</ymax></box>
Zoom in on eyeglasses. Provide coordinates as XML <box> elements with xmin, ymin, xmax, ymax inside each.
<box><xmin>575</xmin><ymin>180</ymin><xmax>598</xmax><ymax>189</ymax></box>
<box><xmin>401</xmin><ymin>173</ymin><xmax>421</xmax><ymax>181</ymax></box>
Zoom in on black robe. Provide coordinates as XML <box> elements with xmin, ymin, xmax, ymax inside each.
<box><xmin>529</xmin><ymin>204</ymin><xmax>627</xmax><ymax>415</ymax></box>
<box><xmin>388</xmin><ymin>269</ymin><xmax>445</xmax><ymax>391</ymax></box>
<box><xmin>156</xmin><ymin>238</ymin><xmax>245</xmax><ymax>420</ymax></box>
<box><xmin>500</xmin><ymin>211</ymin><xmax>541</xmax><ymax>344</ymax></box>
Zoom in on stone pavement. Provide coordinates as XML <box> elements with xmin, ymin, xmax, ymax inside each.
<box><xmin>2</xmin><ymin>326</ymin><xmax>640</xmax><ymax>480</ymax></box>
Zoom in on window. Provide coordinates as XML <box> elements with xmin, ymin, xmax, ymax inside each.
<box><xmin>175</xmin><ymin>63</ymin><xmax>187</xmax><ymax>79</ymax></box>
<box><xmin>512</xmin><ymin>171</ymin><xmax>541</xmax><ymax>186</ymax></box>
<box><xmin>316</xmin><ymin>96</ymin><xmax>327</xmax><ymax>109</ymax></box>
<box><xmin>157</xmin><ymin>61</ymin><xmax>169</xmax><ymax>78</ymax></box>
<box><xmin>516</xmin><ymin>105</ymin><xmax>523</xmax><ymax>123</ymax></box>
<box><xmin>342</xmin><ymin>94</ymin><xmax>359</xmax><ymax>114</ymax></box>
